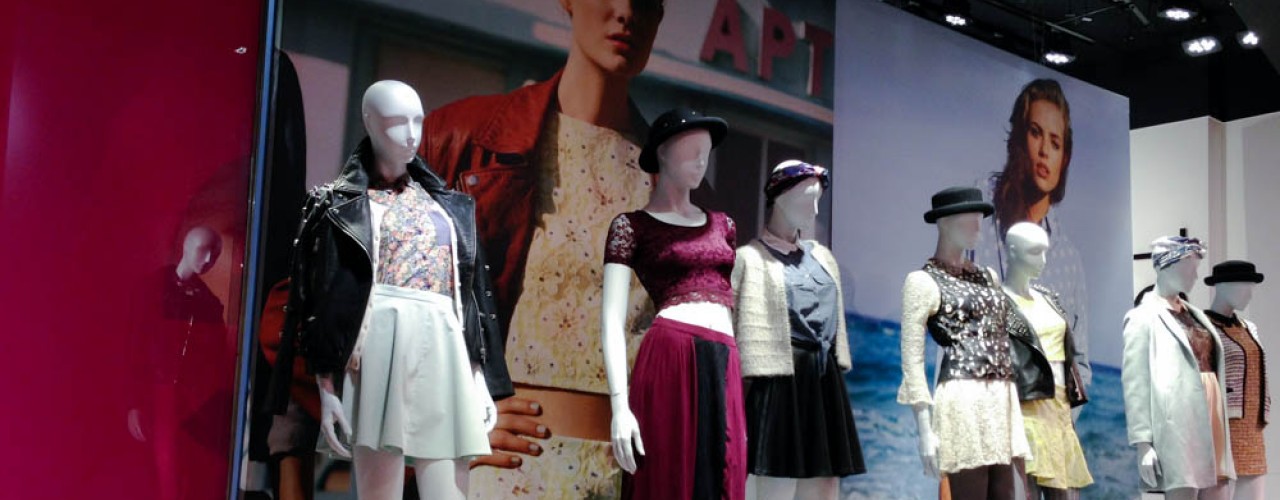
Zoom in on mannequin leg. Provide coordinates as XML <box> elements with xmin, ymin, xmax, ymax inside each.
<box><xmin>746</xmin><ymin>475</ymin><xmax>797</xmax><ymax>500</ymax></box>
<box><xmin>794</xmin><ymin>476</ymin><xmax>839</xmax><ymax>500</ymax></box>
<box><xmin>1234</xmin><ymin>474</ymin><xmax>1266</xmax><ymax>500</ymax></box>
<box><xmin>947</xmin><ymin>467</ymin><xmax>990</xmax><ymax>500</ymax></box>
<box><xmin>353</xmin><ymin>446</ymin><xmax>405</xmax><ymax>500</ymax></box>
<box><xmin>1026</xmin><ymin>481</ymin><xmax>1078</xmax><ymax>500</ymax></box>
<box><xmin>1163</xmin><ymin>488</ymin><xmax>1196</xmax><ymax>500</ymax></box>
<box><xmin>412</xmin><ymin>458</ymin><xmax>468</xmax><ymax>500</ymax></box>
<box><xmin>948</xmin><ymin>464</ymin><xmax>1018</xmax><ymax>500</ymax></box>
<box><xmin>987</xmin><ymin>463</ymin><xmax>1016</xmax><ymax>500</ymax></box>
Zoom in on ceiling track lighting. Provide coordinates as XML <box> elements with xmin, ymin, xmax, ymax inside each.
<box><xmin>1237</xmin><ymin>31</ymin><xmax>1260</xmax><ymax>48</ymax></box>
<box><xmin>942</xmin><ymin>0</ymin><xmax>971</xmax><ymax>27</ymax></box>
<box><xmin>1182</xmin><ymin>35</ymin><xmax>1221</xmax><ymax>56</ymax></box>
<box><xmin>1042</xmin><ymin>29</ymin><xmax>1075</xmax><ymax>65</ymax></box>
<box><xmin>1157</xmin><ymin>1</ymin><xmax>1198</xmax><ymax>22</ymax></box>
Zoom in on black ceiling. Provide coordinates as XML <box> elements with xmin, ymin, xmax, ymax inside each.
<box><xmin>885</xmin><ymin>0</ymin><xmax>1280</xmax><ymax>128</ymax></box>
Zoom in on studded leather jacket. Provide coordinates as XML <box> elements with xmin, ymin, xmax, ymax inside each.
<box><xmin>266</xmin><ymin>138</ymin><xmax>512</xmax><ymax>414</ymax></box>
<box><xmin>1004</xmin><ymin>285</ymin><xmax>1088</xmax><ymax>406</ymax></box>
<box><xmin>922</xmin><ymin>261</ymin><xmax>1014</xmax><ymax>383</ymax></box>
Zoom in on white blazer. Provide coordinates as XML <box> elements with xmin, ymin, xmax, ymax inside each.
<box><xmin>1122</xmin><ymin>294</ymin><xmax>1236</xmax><ymax>491</ymax></box>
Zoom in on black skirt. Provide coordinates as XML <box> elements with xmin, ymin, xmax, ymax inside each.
<box><xmin>745</xmin><ymin>339</ymin><xmax>866</xmax><ymax>478</ymax></box>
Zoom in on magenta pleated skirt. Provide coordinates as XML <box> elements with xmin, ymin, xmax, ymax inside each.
<box><xmin>624</xmin><ymin>317</ymin><xmax>746</xmax><ymax>500</ymax></box>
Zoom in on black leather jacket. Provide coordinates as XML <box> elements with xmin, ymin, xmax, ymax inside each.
<box><xmin>267</xmin><ymin>138</ymin><xmax>512</xmax><ymax>414</ymax></box>
<box><xmin>1005</xmin><ymin>285</ymin><xmax>1088</xmax><ymax>406</ymax></box>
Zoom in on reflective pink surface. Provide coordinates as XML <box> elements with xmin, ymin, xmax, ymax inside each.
<box><xmin>0</xmin><ymin>0</ymin><xmax>263</xmax><ymax>497</ymax></box>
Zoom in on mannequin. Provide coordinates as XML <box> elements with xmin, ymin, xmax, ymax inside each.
<box><xmin>602</xmin><ymin>107</ymin><xmax>745</xmax><ymax>499</ymax></box>
<box><xmin>897</xmin><ymin>186</ymin><xmax>1029</xmax><ymax>500</ymax></box>
<box><xmin>1202</xmin><ymin>260</ymin><xmax>1268</xmax><ymax>500</ymax></box>
<box><xmin>1121</xmin><ymin>236</ymin><xmax>1235</xmax><ymax>500</ymax></box>
<box><xmin>268</xmin><ymin>81</ymin><xmax>509</xmax><ymax>500</ymax></box>
<box><xmin>1000</xmin><ymin>222</ymin><xmax>1092</xmax><ymax>499</ymax></box>
<box><xmin>733</xmin><ymin>161</ymin><xmax>864</xmax><ymax>500</ymax></box>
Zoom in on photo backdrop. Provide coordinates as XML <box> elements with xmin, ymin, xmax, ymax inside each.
<box><xmin>832</xmin><ymin>1</ymin><xmax>1134</xmax><ymax>497</ymax></box>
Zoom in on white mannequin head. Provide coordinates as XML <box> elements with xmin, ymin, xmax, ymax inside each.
<box><xmin>361</xmin><ymin>80</ymin><xmax>425</xmax><ymax>173</ymax></box>
<box><xmin>936</xmin><ymin>211</ymin><xmax>983</xmax><ymax>251</ymax></box>
<box><xmin>176</xmin><ymin>226</ymin><xmax>222</xmax><ymax>281</ymax></box>
<box><xmin>1004</xmin><ymin>222</ymin><xmax>1050</xmax><ymax>279</ymax></box>
<box><xmin>1155</xmin><ymin>254</ymin><xmax>1202</xmax><ymax>297</ymax></box>
<box><xmin>655</xmin><ymin>128</ymin><xmax>712</xmax><ymax>191</ymax></box>
<box><xmin>1213</xmin><ymin>282</ymin><xmax>1255</xmax><ymax>313</ymax></box>
<box><xmin>766</xmin><ymin>160</ymin><xmax>824</xmax><ymax>240</ymax></box>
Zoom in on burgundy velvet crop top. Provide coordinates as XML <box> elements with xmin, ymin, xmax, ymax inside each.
<box><xmin>604</xmin><ymin>209</ymin><xmax>737</xmax><ymax>311</ymax></box>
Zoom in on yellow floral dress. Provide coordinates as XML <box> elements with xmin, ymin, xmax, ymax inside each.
<box><xmin>1014</xmin><ymin>290</ymin><xmax>1093</xmax><ymax>489</ymax></box>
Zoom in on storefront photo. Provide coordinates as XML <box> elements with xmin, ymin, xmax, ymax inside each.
<box><xmin>5</xmin><ymin>0</ymin><xmax>1280</xmax><ymax>499</ymax></box>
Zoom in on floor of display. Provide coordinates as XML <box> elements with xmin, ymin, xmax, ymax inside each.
<box><xmin>839</xmin><ymin>315</ymin><xmax>1139</xmax><ymax>499</ymax></box>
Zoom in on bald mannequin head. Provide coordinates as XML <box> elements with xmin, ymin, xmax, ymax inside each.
<box><xmin>177</xmin><ymin>226</ymin><xmax>222</xmax><ymax>280</ymax></box>
<box><xmin>361</xmin><ymin>81</ymin><xmax>424</xmax><ymax>172</ymax></box>
<box><xmin>1004</xmin><ymin>222</ymin><xmax>1050</xmax><ymax>280</ymax></box>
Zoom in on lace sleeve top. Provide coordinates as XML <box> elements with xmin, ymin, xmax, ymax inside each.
<box><xmin>604</xmin><ymin>209</ymin><xmax>737</xmax><ymax>311</ymax></box>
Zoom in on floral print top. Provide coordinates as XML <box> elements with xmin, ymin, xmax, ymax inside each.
<box><xmin>505</xmin><ymin>112</ymin><xmax>655</xmax><ymax>394</ymax></box>
<box><xmin>367</xmin><ymin>180</ymin><xmax>454</xmax><ymax>295</ymax></box>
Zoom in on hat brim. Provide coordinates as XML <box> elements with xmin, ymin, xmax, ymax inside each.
<box><xmin>1204</xmin><ymin>273</ymin><xmax>1265</xmax><ymax>286</ymax></box>
<box><xmin>639</xmin><ymin>117</ymin><xmax>728</xmax><ymax>173</ymax></box>
<box><xmin>924</xmin><ymin>201</ymin><xmax>995</xmax><ymax>223</ymax></box>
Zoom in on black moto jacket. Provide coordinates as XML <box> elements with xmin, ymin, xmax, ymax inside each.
<box><xmin>267</xmin><ymin>138</ymin><xmax>512</xmax><ymax>414</ymax></box>
<box><xmin>1005</xmin><ymin>285</ymin><xmax>1089</xmax><ymax>407</ymax></box>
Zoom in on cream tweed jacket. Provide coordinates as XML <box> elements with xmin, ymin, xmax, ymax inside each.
<box><xmin>731</xmin><ymin>239</ymin><xmax>852</xmax><ymax>377</ymax></box>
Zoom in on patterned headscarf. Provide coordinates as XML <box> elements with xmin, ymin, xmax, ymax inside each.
<box><xmin>765</xmin><ymin>160</ymin><xmax>829</xmax><ymax>203</ymax></box>
<box><xmin>1151</xmin><ymin>236</ymin><xmax>1206</xmax><ymax>270</ymax></box>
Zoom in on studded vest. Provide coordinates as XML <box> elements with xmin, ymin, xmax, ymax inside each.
<box><xmin>922</xmin><ymin>260</ymin><xmax>1014</xmax><ymax>383</ymax></box>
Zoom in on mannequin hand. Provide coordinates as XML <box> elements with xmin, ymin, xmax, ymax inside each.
<box><xmin>470</xmin><ymin>397</ymin><xmax>550</xmax><ymax>470</ymax></box>
<box><xmin>1137</xmin><ymin>442</ymin><xmax>1161</xmax><ymax>487</ymax></box>
<box><xmin>912</xmin><ymin>406</ymin><xmax>940</xmax><ymax>478</ymax></box>
<box><xmin>473</xmin><ymin>366</ymin><xmax>497</xmax><ymax>434</ymax></box>
<box><xmin>610</xmin><ymin>406</ymin><xmax>645</xmax><ymax>473</ymax></box>
<box><xmin>918</xmin><ymin>426</ymin><xmax>941</xmax><ymax>478</ymax></box>
<box><xmin>316</xmin><ymin>376</ymin><xmax>352</xmax><ymax>458</ymax></box>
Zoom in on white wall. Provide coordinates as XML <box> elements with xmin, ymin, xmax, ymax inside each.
<box><xmin>1129</xmin><ymin>117</ymin><xmax>1215</xmax><ymax>306</ymax></box>
<box><xmin>1130</xmin><ymin>111</ymin><xmax>1280</xmax><ymax>484</ymax></box>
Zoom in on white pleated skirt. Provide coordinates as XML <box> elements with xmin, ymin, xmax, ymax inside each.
<box><xmin>333</xmin><ymin>283</ymin><xmax>491</xmax><ymax>460</ymax></box>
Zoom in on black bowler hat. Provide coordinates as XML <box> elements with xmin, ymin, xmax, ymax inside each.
<box><xmin>1204</xmin><ymin>260</ymin><xmax>1265</xmax><ymax>286</ymax></box>
<box><xmin>924</xmin><ymin>186</ymin><xmax>995</xmax><ymax>223</ymax></box>
<box><xmin>639</xmin><ymin>107</ymin><xmax>728</xmax><ymax>173</ymax></box>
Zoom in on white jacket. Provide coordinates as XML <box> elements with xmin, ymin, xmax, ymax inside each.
<box><xmin>1122</xmin><ymin>294</ymin><xmax>1236</xmax><ymax>490</ymax></box>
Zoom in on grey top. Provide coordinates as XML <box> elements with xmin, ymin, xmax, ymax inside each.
<box><xmin>766</xmin><ymin>242</ymin><xmax>839</xmax><ymax>352</ymax></box>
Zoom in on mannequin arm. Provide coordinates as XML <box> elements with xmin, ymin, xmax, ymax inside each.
<box><xmin>1121</xmin><ymin>312</ymin><xmax>1158</xmax><ymax>485</ymax></box>
<box><xmin>897</xmin><ymin>271</ymin><xmax>939</xmax><ymax>407</ymax></box>
<box><xmin>898</xmin><ymin>271</ymin><xmax>941</xmax><ymax>476</ymax></box>
<box><xmin>602</xmin><ymin>263</ymin><xmax>644</xmax><ymax>472</ymax></box>
<box><xmin>315</xmin><ymin>374</ymin><xmax>352</xmax><ymax>458</ymax></box>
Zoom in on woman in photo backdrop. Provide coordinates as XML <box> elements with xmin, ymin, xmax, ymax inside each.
<box><xmin>420</xmin><ymin>0</ymin><xmax>666</xmax><ymax>497</ymax></box>
<box><xmin>975</xmin><ymin>79</ymin><xmax>1091</xmax><ymax>404</ymax></box>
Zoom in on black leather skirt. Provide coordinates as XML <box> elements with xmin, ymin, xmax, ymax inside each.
<box><xmin>744</xmin><ymin>339</ymin><xmax>866</xmax><ymax>478</ymax></box>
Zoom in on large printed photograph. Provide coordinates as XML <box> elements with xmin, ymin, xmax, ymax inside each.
<box><xmin>248</xmin><ymin>0</ymin><xmax>836</xmax><ymax>498</ymax></box>
<box><xmin>833</xmin><ymin>1</ymin><xmax>1134</xmax><ymax>498</ymax></box>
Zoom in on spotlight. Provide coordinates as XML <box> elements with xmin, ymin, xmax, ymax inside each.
<box><xmin>1182</xmin><ymin>36</ymin><xmax>1221</xmax><ymax>56</ymax></box>
<box><xmin>1043</xmin><ymin>29</ymin><xmax>1075</xmax><ymax>66</ymax></box>
<box><xmin>1237</xmin><ymin>31</ymin><xmax>1260</xmax><ymax>48</ymax></box>
<box><xmin>1044</xmin><ymin>52</ymin><xmax>1075</xmax><ymax>65</ymax></box>
<box><xmin>1157</xmin><ymin>1</ymin><xmax>1198</xmax><ymax>22</ymax></box>
<box><xmin>943</xmin><ymin>0</ymin><xmax>971</xmax><ymax>27</ymax></box>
